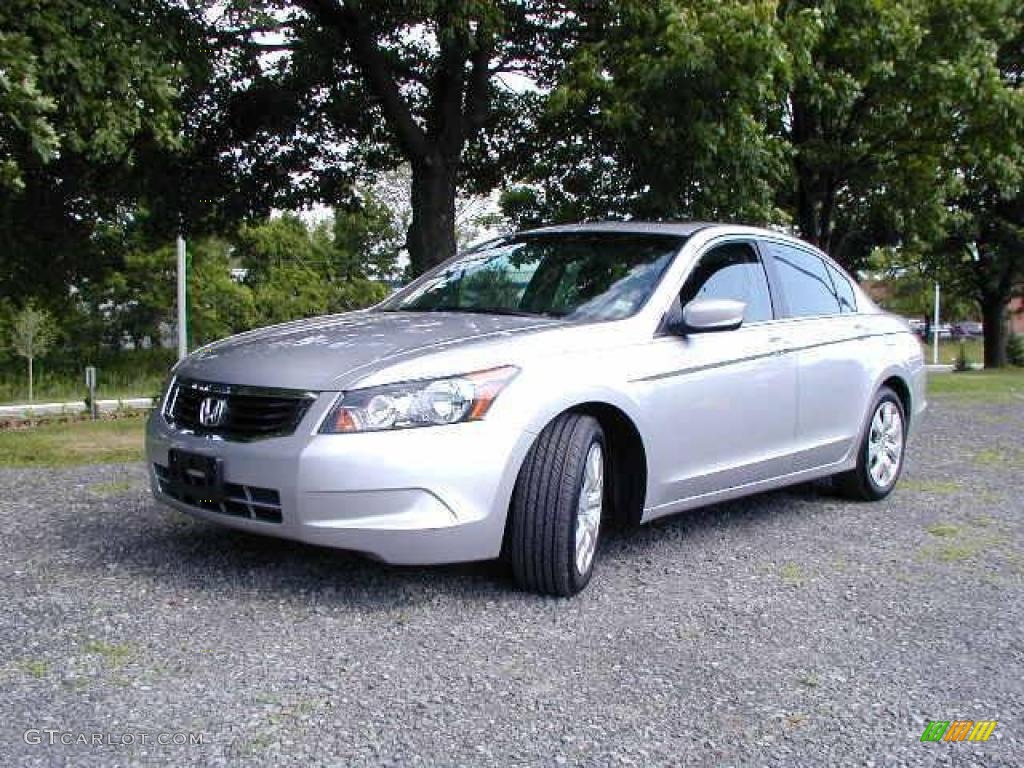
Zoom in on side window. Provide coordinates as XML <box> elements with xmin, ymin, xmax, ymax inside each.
<box><xmin>825</xmin><ymin>262</ymin><xmax>858</xmax><ymax>313</ymax></box>
<box><xmin>765</xmin><ymin>243</ymin><xmax>841</xmax><ymax>317</ymax></box>
<box><xmin>679</xmin><ymin>242</ymin><xmax>774</xmax><ymax>323</ymax></box>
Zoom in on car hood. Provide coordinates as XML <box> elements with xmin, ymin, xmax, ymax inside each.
<box><xmin>175</xmin><ymin>310</ymin><xmax>562</xmax><ymax>390</ymax></box>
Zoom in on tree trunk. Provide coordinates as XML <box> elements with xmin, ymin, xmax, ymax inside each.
<box><xmin>28</xmin><ymin>356</ymin><xmax>33</xmax><ymax>403</ymax></box>
<box><xmin>407</xmin><ymin>158</ymin><xmax>458</xmax><ymax>277</ymax></box>
<box><xmin>980</xmin><ymin>294</ymin><xmax>1008</xmax><ymax>369</ymax></box>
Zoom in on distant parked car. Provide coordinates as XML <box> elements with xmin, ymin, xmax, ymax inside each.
<box><xmin>147</xmin><ymin>222</ymin><xmax>927</xmax><ymax>596</ymax></box>
<box><xmin>904</xmin><ymin>317</ymin><xmax>926</xmax><ymax>337</ymax></box>
<box><xmin>952</xmin><ymin>321</ymin><xmax>983</xmax><ymax>340</ymax></box>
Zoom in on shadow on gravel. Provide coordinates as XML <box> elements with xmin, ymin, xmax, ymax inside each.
<box><xmin>58</xmin><ymin>480</ymin><xmax>837</xmax><ymax>603</ymax></box>
<box><xmin>62</xmin><ymin>506</ymin><xmax>508</xmax><ymax>608</ymax></box>
<box><xmin>600</xmin><ymin>479</ymin><xmax>837</xmax><ymax>555</ymax></box>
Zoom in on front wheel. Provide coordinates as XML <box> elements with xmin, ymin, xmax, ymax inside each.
<box><xmin>509</xmin><ymin>413</ymin><xmax>606</xmax><ymax>596</ymax></box>
<box><xmin>835</xmin><ymin>387</ymin><xmax>906</xmax><ymax>501</ymax></box>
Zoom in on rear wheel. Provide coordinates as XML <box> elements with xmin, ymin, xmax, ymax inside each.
<box><xmin>509</xmin><ymin>413</ymin><xmax>606</xmax><ymax>596</ymax></box>
<box><xmin>835</xmin><ymin>387</ymin><xmax>906</xmax><ymax>500</ymax></box>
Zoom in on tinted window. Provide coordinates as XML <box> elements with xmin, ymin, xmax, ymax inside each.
<box><xmin>380</xmin><ymin>233</ymin><xmax>683</xmax><ymax>321</ymax></box>
<box><xmin>766</xmin><ymin>243</ymin><xmax>842</xmax><ymax>317</ymax></box>
<box><xmin>679</xmin><ymin>242</ymin><xmax>773</xmax><ymax>323</ymax></box>
<box><xmin>826</xmin><ymin>262</ymin><xmax>858</xmax><ymax>313</ymax></box>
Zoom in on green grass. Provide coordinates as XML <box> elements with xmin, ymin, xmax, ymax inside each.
<box><xmin>0</xmin><ymin>348</ymin><xmax>173</xmax><ymax>406</ymax></box>
<box><xmin>973</xmin><ymin>447</ymin><xmax>1024</xmax><ymax>468</ymax></box>
<box><xmin>19</xmin><ymin>659</ymin><xmax>50</xmax><ymax>679</ymax></box>
<box><xmin>928</xmin><ymin>367</ymin><xmax>1024</xmax><ymax>401</ymax></box>
<box><xmin>89</xmin><ymin>479</ymin><xmax>137</xmax><ymax>496</ymax></box>
<box><xmin>0</xmin><ymin>375</ymin><xmax>165</xmax><ymax>406</ymax></box>
<box><xmin>900</xmin><ymin>478</ymin><xmax>962</xmax><ymax>495</ymax></box>
<box><xmin>778</xmin><ymin>562</ymin><xmax>808</xmax><ymax>586</ymax></box>
<box><xmin>925</xmin><ymin>523</ymin><xmax>961</xmax><ymax>538</ymax></box>
<box><xmin>0</xmin><ymin>416</ymin><xmax>146</xmax><ymax>467</ymax></box>
<box><xmin>83</xmin><ymin>640</ymin><xmax>136</xmax><ymax>668</ymax></box>
<box><xmin>920</xmin><ymin>338</ymin><xmax>985</xmax><ymax>367</ymax></box>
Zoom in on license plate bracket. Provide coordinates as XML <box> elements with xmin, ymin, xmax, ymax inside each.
<box><xmin>167</xmin><ymin>449</ymin><xmax>224</xmax><ymax>505</ymax></box>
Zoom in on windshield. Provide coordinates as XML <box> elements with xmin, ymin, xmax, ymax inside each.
<box><xmin>379</xmin><ymin>232</ymin><xmax>684</xmax><ymax>321</ymax></box>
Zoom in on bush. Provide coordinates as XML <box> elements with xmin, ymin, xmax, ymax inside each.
<box><xmin>953</xmin><ymin>342</ymin><xmax>972</xmax><ymax>372</ymax></box>
<box><xmin>1008</xmin><ymin>333</ymin><xmax>1024</xmax><ymax>367</ymax></box>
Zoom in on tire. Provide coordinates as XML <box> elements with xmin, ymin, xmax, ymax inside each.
<box><xmin>509</xmin><ymin>413</ymin><xmax>606</xmax><ymax>597</ymax></box>
<box><xmin>835</xmin><ymin>386</ymin><xmax>907</xmax><ymax>501</ymax></box>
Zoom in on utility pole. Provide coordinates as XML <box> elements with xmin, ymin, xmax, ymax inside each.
<box><xmin>933</xmin><ymin>281</ymin><xmax>940</xmax><ymax>365</ymax></box>
<box><xmin>177</xmin><ymin>234</ymin><xmax>187</xmax><ymax>360</ymax></box>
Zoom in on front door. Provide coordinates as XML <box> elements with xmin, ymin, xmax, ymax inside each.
<box><xmin>633</xmin><ymin>239</ymin><xmax>799</xmax><ymax>515</ymax></box>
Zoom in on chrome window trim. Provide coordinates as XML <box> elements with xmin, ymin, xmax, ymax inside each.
<box><xmin>653</xmin><ymin>232</ymin><xmax>779</xmax><ymax>333</ymax></box>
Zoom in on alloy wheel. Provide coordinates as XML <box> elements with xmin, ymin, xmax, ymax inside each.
<box><xmin>575</xmin><ymin>442</ymin><xmax>604</xmax><ymax>575</ymax></box>
<box><xmin>867</xmin><ymin>400</ymin><xmax>904</xmax><ymax>489</ymax></box>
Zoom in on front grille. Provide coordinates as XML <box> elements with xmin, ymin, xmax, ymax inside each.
<box><xmin>154</xmin><ymin>464</ymin><xmax>283</xmax><ymax>523</ymax></box>
<box><xmin>164</xmin><ymin>378</ymin><xmax>316</xmax><ymax>441</ymax></box>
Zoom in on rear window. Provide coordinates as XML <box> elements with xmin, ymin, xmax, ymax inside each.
<box><xmin>763</xmin><ymin>242</ymin><xmax>842</xmax><ymax>318</ymax></box>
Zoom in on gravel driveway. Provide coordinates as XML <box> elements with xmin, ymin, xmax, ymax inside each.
<box><xmin>1</xmin><ymin>395</ymin><xmax>1021</xmax><ymax>767</ymax></box>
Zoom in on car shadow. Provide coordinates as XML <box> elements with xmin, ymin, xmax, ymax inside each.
<box><xmin>64</xmin><ymin>503</ymin><xmax>510</xmax><ymax>608</ymax></box>
<box><xmin>63</xmin><ymin>479</ymin><xmax>837</xmax><ymax>603</ymax></box>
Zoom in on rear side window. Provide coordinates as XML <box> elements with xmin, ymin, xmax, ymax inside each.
<box><xmin>825</xmin><ymin>262</ymin><xmax>858</xmax><ymax>313</ymax></box>
<box><xmin>764</xmin><ymin>242</ymin><xmax>841</xmax><ymax>317</ymax></box>
<box><xmin>679</xmin><ymin>241</ymin><xmax>774</xmax><ymax>323</ymax></box>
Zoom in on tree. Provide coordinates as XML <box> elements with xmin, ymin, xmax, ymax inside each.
<box><xmin>502</xmin><ymin>0</ymin><xmax>791</xmax><ymax>227</ymax></box>
<box><xmin>0</xmin><ymin>30</ymin><xmax>58</xmax><ymax>191</ymax></box>
<box><xmin>919</xmin><ymin>1</ymin><xmax>1024</xmax><ymax>367</ymax></box>
<box><xmin>774</xmin><ymin>0</ymin><xmax>958</xmax><ymax>270</ymax></box>
<box><xmin>10</xmin><ymin>301</ymin><xmax>56</xmax><ymax>402</ymax></box>
<box><xmin>205</xmin><ymin>1</ymin><xmax>568</xmax><ymax>276</ymax></box>
<box><xmin>0</xmin><ymin>0</ymin><xmax>194</xmax><ymax>313</ymax></box>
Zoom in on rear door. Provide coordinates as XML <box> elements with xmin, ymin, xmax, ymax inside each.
<box><xmin>759</xmin><ymin>239</ymin><xmax>874</xmax><ymax>471</ymax></box>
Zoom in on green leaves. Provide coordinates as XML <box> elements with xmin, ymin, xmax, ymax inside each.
<box><xmin>10</xmin><ymin>301</ymin><xmax>57</xmax><ymax>360</ymax></box>
<box><xmin>511</xmin><ymin>0</ymin><xmax>791</xmax><ymax>226</ymax></box>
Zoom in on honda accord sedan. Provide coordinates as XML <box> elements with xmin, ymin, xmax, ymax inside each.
<box><xmin>147</xmin><ymin>222</ymin><xmax>926</xmax><ymax>596</ymax></box>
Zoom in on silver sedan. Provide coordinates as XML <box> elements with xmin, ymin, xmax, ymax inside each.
<box><xmin>147</xmin><ymin>222</ymin><xmax>926</xmax><ymax>596</ymax></box>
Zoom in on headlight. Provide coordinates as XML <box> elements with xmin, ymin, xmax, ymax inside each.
<box><xmin>320</xmin><ymin>366</ymin><xmax>519</xmax><ymax>433</ymax></box>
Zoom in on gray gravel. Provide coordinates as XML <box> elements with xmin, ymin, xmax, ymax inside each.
<box><xmin>1</xmin><ymin>395</ymin><xmax>1021</xmax><ymax>767</ymax></box>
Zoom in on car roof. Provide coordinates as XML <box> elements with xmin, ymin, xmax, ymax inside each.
<box><xmin>522</xmin><ymin>221</ymin><xmax>716</xmax><ymax>237</ymax></box>
<box><xmin>518</xmin><ymin>220</ymin><xmax>831</xmax><ymax>260</ymax></box>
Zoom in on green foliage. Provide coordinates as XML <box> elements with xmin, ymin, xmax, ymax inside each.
<box><xmin>1007</xmin><ymin>333</ymin><xmax>1024</xmax><ymax>367</ymax></box>
<box><xmin>868</xmin><ymin>247</ymin><xmax>976</xmax><ymax>320</ymax></box>
<box><xmin>775</xmin><ymin>0</ymin><xmax>972</xmax><ymax>268</ymax></box>
<box><xmin>507</xmin><ymin>0</ymin><xmax>790</xmax><ymax>227</ymax></box>
<box><xmin>10</xmin><ymin>301</ymin><xmax>56</xmax><ymax>362</ymax></box>
<box><xmin>189</xmin><ymin>240</ymin><xmax>257</xmax><ymax>346</ymax></box>
<box><xmin>192</xmin><ymin>1</ymin><xmax>572</xmax><ymax>273</ymax></box>
<box><xmin>0</xmin><ymin>0</ymin><xmax>188</xmax><ymax>305</ymax></box>
<box><xmin>954</xmin><ymin>343</ymin><xmax>973</xmax><ymax>372</ymax></box>
<box><xmin>0</xmin><ymin>31</ymin><xmax>57</xmax><ymax>190</ymax></box>
<box><xmin>917</xmin><ymin>0</ymin><xmax>1024</xmax><ymax>367</ymax></box>
<box><xmin>333</xmin><ymin>193</ymin><xmax>404</xmax><ymax>281</ymax></box>
<box><xmin>8</xmin><ymin>301</ymin><xmax>57</xmax><ymax>402</ymax></box>
<box><xmin>0</xmin><ymin>348</ymin><xmax>172</xmax><ymax>405</ymax></box>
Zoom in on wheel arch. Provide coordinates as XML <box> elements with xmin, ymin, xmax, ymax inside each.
<box><xmin>509</xmin><ymin>399</ymin><xmax>648</xmax><ymax>531</ymax></box>
<box><xmin>880</xmin><ymin>373</ymin><xmax>912</xmax><ymax>427</ymax></box>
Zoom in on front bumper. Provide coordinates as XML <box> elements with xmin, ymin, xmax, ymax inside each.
<box><xmin>145</xmin><ymin>397</ymin><xmax>536</xmax><ymax>565</ymax></box>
